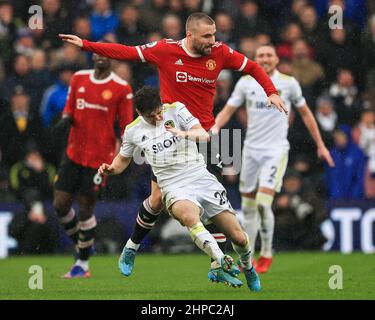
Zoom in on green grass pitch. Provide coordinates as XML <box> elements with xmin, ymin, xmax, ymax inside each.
<box><xmin>0</xmin><ymin>252</ymin><xmax>374</xmax><ymax>300</ymax></box>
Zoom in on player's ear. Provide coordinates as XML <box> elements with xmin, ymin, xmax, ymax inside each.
<box><xmin>135</xmin><ymin>108</ymin><xmax>142</xmax><ymax>117</ymax></box>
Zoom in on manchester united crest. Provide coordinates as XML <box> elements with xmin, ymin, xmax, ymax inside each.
<box><xmin>102</xmin><ymin>90</ymin><xmax>112</xmax><ymax>100</ymax></box>
<box><xmin>206</xmin><ymin>59</ymin><xmax>216</xmax><ymax>71</ymax></box>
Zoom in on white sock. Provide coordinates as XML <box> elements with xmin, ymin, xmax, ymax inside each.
<box><xmin>126</xmin><ymin>238</ymin><xmax>140</xmax><ymax>251</ymax></box>
<box><xmin>75</xmin><ymin>259</ymin><xmax>89</xmax><ymax>271</ymax></box>
<box><xmin>232</xmin><ymin>232</ymin><xmax>253</xmax><ymax>271</ymax></box>
<box><xmin>256</xmin><ymin>192</ymin><xmax>275</xmax><ymax>258</ymax></box>
<box><xmin>242</xmin><ymin>196</ymin><xmax>259</xmax><ymax>254</ymax></box>
<box><xmin>188</xmin><ymin>222</ymin><xmax>224</xmax><ymax>265</ymax></box>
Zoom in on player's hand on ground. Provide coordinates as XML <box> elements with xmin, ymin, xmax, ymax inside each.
<box><xmin>317</xmin><ymin>145</ymin><xmax>335</xmax><ymax>167</ymax></box>
<box><xmin>267</xmin><ymin>93</ymin><xmax>288</xmax><ymax>115</ymax></box>
<box><xmin>98</xmin><ymin>163</ymin><xmax>115</xmax><ymax>176</ymax></box>
<box><xmin>59</xmin><ymin>34</ymin><xmax>83</xmax><ymax>48</ymax></box>
<box><xmin>165</xmin><ymin>125</ymin><xmax>185</xmax><ymax>138</ymax></box>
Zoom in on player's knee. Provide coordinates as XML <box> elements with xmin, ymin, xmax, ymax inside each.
<box><xmin>178</xmin><ymin>212</ymin><xmax>199</xmax><ymax>228</ymax></box>
<box><xmin>53</xmin><ymin>199</ymin><xmax>70</xmax><ymax>216</ymax></box>
<box><xmin>230</xmin><ymin>230</ymin><xmax>247</xmax><ymax>247</ymax></box>
<box><xmin>149</xmin><ymin>192</ymin><xmax>163</xmax><ymax>211</ymax></box>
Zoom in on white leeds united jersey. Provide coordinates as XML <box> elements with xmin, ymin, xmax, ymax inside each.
<box><xmin>227</xmin><ymin>70</ymin><xmax>306</xmax><ymax>151</ymax></box>
<box><xmin>120</xmin><ymin>102</ymin><xmax>206</xmax><ymax>189</ymax></box>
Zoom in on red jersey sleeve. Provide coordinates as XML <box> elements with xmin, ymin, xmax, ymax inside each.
<box><xmin>81</xmin><ymin>39</ymin><xmax>167</xmax><ymax>65</ymax></box>
<box><xmin>62</xmin><ymin>74</ymin><xmax>76</xmax><ymax>117</ymax></box>
<box><xmin>221</xmin><ymin>43</ymin><xmax>278</xmax><ymax>97</ymax></box>
<box><xmin>117</xmin><ymin>86</ymin><xmax>134</xmax><ymax>133</ymax></box>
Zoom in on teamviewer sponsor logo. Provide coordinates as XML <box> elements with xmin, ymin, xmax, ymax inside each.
<box><xmin>176</xmin><ymin>71</ymin><xmax>187</xmax><ymax>82</ymax></box>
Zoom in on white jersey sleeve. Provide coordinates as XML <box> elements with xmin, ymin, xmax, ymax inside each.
<box><xmin>176</xmin><ymin>103</ymin><xmax>200</xmax><ymax>130</ymax></box>
<box><xmin>290</xmin><ymin>77</ymin><xmax>306</xmax><ymax>108</ymax></box>
<box><xmin>226</xmin><ymin>77</ymin><xmax>248</xmax><ymax>108</ymax></box>
<box><xmin>120</xmin><ymin>127</ymin><xmax>136</xmax><ymax>158</ymax></box>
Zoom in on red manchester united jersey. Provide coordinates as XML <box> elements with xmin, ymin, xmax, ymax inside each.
<box><xmin>82</xmin><ymin>38</ymin><xmax>278</xmax><ymax>130</ymax></box>
<box><xmin>63</xmin><ymin>69</ymin><xmax>133</xmax><ymax>169</ymax></box>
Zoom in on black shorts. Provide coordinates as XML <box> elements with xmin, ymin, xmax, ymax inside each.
<box><xmin>150</xmin><ymin>136</ymin><xmax>224</xmax><ymax>183</ymax></box>
<box><xmin>54</xmin><ymin>155</ymin><xmax>105</xmax><ymax>197</ymax></box>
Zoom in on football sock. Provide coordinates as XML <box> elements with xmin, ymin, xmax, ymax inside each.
<box><xmin>188</xmin><ymin>222</ymin><xmax>224</xmax><ymax>265</ymax></box>
<box><xmin>56</xmin><ymin>207</ymin><xmax>79</xmax><ymax>244</ymax></box>
<box><xmin>256</xmin><ymin>192</ymin><xmax>275</xmax><ymax>258</ymax></box>
<box><xmin>125</xmin><ymin>238</ymin><xmax>140</xmax><ymax>251</ymax></box>
<box><xmin>78</xmin><ymin>215</ymin><xmax>97</xmax><ymax>261</ymax></box>
<box><xmin>75</xmin><ymin>259</ymin><xmax>89</xmax><ymax>272</ymax></box>
<box><xmin>130</xmin><ymin>197</ymin><xmax>161</xmax><ymax>245</ymax></box>
<box><xmin>205</xmin><ymin>223</ymin><xmax>227</xmax><ymax>268</ymax></box>
<box><xmin>241</xmin><ymin>196</ymin><xmax>259</xmax><ymax>254</ymax></box>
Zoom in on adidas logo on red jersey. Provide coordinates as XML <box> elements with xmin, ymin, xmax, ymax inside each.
<box><xmin>174</xmin><ymin>59</ymin><xmax>183</xmax><ymax>65</ymax></box>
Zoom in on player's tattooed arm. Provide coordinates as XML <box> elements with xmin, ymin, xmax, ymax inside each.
<box><xmin>166</xmin><ymin>124</ymin><xmax>210</xmax><ymax>142</ymax></box>
<box><xmin>98</xmin><ymin>154</ymin><xmax>131</xmax><ymax>176</ymax></box>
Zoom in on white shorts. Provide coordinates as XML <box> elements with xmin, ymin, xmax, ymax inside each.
<box><xmin>162</xmin><ymin>172</ymin><xmax>236</xmax><ymax>225</ymax></box>
<box><xmin>239</xmin><ymin>148</ymin><xmax>289</xmax><ymax>193</ymax></box>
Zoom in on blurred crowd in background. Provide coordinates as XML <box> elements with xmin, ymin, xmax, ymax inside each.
<box><xmin>1</xmin><ymin>0</ymin><xmax>375</xmax><ymax>254</ymax></box>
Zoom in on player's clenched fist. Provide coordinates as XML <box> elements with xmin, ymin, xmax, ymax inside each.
<box><xmin>59</xmin><ymin>34</ymin><xmax>83</xmax><ymax>48</ymax></box>
<box><xmin>98</xmin><ymin>163</ymin><xmax>115</xmax><ymax>176</ymax></box>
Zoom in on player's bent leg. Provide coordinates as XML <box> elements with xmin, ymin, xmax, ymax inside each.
<box><xmin>119</xmin><ymin>181</ymin><xmax>163</xmax><ymax>277</ymax></box>
<box><xmin>255</xmin><ymin>187</ymin><xmax>275</xmax><ymax>273</ymax></box>
<box><xmin>211</xmin><ymin>211</ymin><xmax>261</xmax><ymax>292</ymax></box>
<box><xmin>53</xmin><ymin>190</ymin><xmax>79</xmax><ymax>245</ymax></box>
<box><xmin>171</xmin><ymin>200</ymin><xmax>242</xmax><ymax>288</ymax></box>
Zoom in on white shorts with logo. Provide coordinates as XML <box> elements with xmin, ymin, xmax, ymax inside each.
<box><xmin>162</xmin><ymin>172</ymin><xmax>236</xmax><ymax>225</ymax></box>
<box><xmin>239</xmin><ymin>147</ymin><xmax>289</xmax><ymax>193</ymax></box>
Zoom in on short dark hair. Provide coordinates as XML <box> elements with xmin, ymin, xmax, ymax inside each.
<box><xmin>133</xmin><ymin>86</ymin><xmax>162</xmax><ymax>114</ymax></box>
<box><xmin>186</xmin><ymin>12</ymin><xmax>215</xmax><ymax>32</ymax></box>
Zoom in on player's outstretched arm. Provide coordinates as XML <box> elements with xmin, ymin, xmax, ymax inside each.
<box><xmin>59</xmin><ymin>34</ymin><xmax>142</xmax><ymax>61</ymax></box>
<box><xmin>166</xmin><ymin>124</ymin><xmax>210</xmax><ymax>142</ymax></box>
<box><xmin>297</xmin><ymin>104</ymin><xmax>335</xmax><ymax>167</ymax></box>
<box><xmin>98</xmin><ymin>153</ymin><xmax>132</xmax><ymax>176</ymax></box>
<box><xmin>211</xmin><ymin>104</ymin><xmax>237</xmax><ymax>134</ymax></box>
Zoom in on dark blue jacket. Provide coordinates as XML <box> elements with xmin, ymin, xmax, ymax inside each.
<box><xmin>325</xmin><ymin>125</ymin><xmax>366</xmax><ymax>199</ymax></box>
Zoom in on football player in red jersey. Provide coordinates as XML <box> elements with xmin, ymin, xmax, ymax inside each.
<box><xmin>59</xmin><ymin>12</ymin><xmax>287</xmax><ymax>285</ymax></box>
<box><xmin>53</xmin><ymin>52</ymin><xmax>134</xmax><ymax>278</ymax></box>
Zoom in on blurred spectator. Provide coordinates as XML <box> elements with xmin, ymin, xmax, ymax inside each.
<box><xmin>49</xmin><ymin>43</ymin><xmax>87</xmax><ymax>70</ymax></box>
<box><xmin>235</xmin><ymin>0</ymin><xmax>272</xmax><ymax>38</ymax></box>
<box><xmin>90</xmin><ymin>0</ymin><xmax>119</xmax><ymax>41</ymax></box>
<box><xmin>214</xmin><ymin>70</ymin><xmax>233</xmax><ymax>114</ymax></box>
<box><xmin>113</xmin><ymin>61</ymin><xmax>133</xmax><ymax>84</ymax></box>
<box><xmin>14</xmin><ymin>28</ymin><xmax>35</xmax><ymax>57</ymax></box>
<box><xmin>297</xmin><ymin>5</ymin><xmax>324</xmax><ymax>50</ymax></box>
<box><xmin>313</xmin><ymin>0</ymin><xmax>367</xmax><ymax>30</ymax></box>
<box><xmin>291</xmin><ymin>0</ymin><xmax>309</xmax><ymax>21</ymax></box>
<box><xmin>276</xmin><ymin>22</ymin><xmax>303</xmax><ymax>61</ymax></box>
<box><xmin>0</xmin><ymin>86</ymin><xmax>44</xmax><ymax>168</ymax></box>
<box><xmin>139</xmin><ymin>0</ymin><xmax>168</xmax><ymax>32</ymax></box>
<box><xmin>73</xmin><ymin>17</ymin><xmax>92</xmax><ymax>41</ymax></box>
<box><xmin>162</xmin><ymin>13</ymin><xmax>183</xmax><ymax>40</ymax></box>
<box><xmin>0</xmin><ymin>1</ymin><xmax>16</xmax><ymax>73</ymax></box>
<box><xmin>329</xmin><ymin>69</ymin><xmax>361</xmax><ymax>125</ymax></box>
<box><xmin>238</xmin><ymin>36</ymin><xmax>257</xmax><ymax>59</ymax></box>
<box><xmin>40</xmin><ymin>63</ymin><xmax>75</xmax><ymax>129</ymax></box>
<box><xmin>325</xmin><ymin>125</ymin><xmax>366</xmax><ymax>199</ymax></box>
<box><xmin>3</xmin><ymin>54</ymin><xmax>34</xmax><ymax>103</ymax></box>
<box><xmin>41</xmin><ymin>0</ymin><xmax>72</xmax><ymax>49</ymax></box>
<box><xmin>116</xmin><ymin>5</ymin><xmax>147</xmax><ymax>45</ymax></box>
<box><xmin>320</xmin><ymin>27</ymin><xmax>360</xmax><ymax>82</ymax></box>
<box><xmin>214</xmin><ymin>11</ymin><xmax>237</xmax><ymax>48</ymax></box>
<box><xmin>278</xmin><ymin>58</ymin><xmax>293</xmax><ymax>76</ymax></box>
<box><xmin>315</xmin><ymin>95</ymin><xmax>337</xmax><ymax>148</ymax></box>
<box><xmin>273</xmin><ymin>169</ymin><xmax>326</xmax><ymax>250</ymax></box>
<box><xmin>0</xmin><ymin>147</ymin><xmax>15</xmax><ymax>202</ymax></box>
<box><xmin>254</xmin><ymin>33</ymin><xmax>271</xmax><ymax>46</ymax></box>
<box><xmin>9</xmin><ymin>200</ymin><xmax>60</xmax><ymax>254</ymax></box>
<box><xmin>352</xmin><ymin>108</ymin><xmax>375</xmax><ymax>198</ymax></box>
<box><xmin>180</xmin><ymin>0</ymin><xmax>202</xmax><ymax>21</ymax></box>
<box><xmin>291</xmin><ymin>39</ymin><xmax>325</xmax><ymax>98</ymax></box>
<box><xmin>361</xmin><ymin>14</ymin><xmax>375</xmax><ymax>91</ymax></box>
<box><xmin>9</xmin><ymin>148</ymin><xmax>55</xmax><ymax>203</ymax></box>
<box><xmin>29</xmin><ymin>49</ymin><xmax>51</xmax><ymax>109</ymax></box>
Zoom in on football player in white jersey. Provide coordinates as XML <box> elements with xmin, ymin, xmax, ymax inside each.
<box><xmin>98</xmin><ymin>86</ymin><xmax>261</xmax><ymax>292</ymax></box>
<box><xmin>212</xmin><ymin>45</ymin><xmax>334</xmax><ymax>273</ymax></box>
